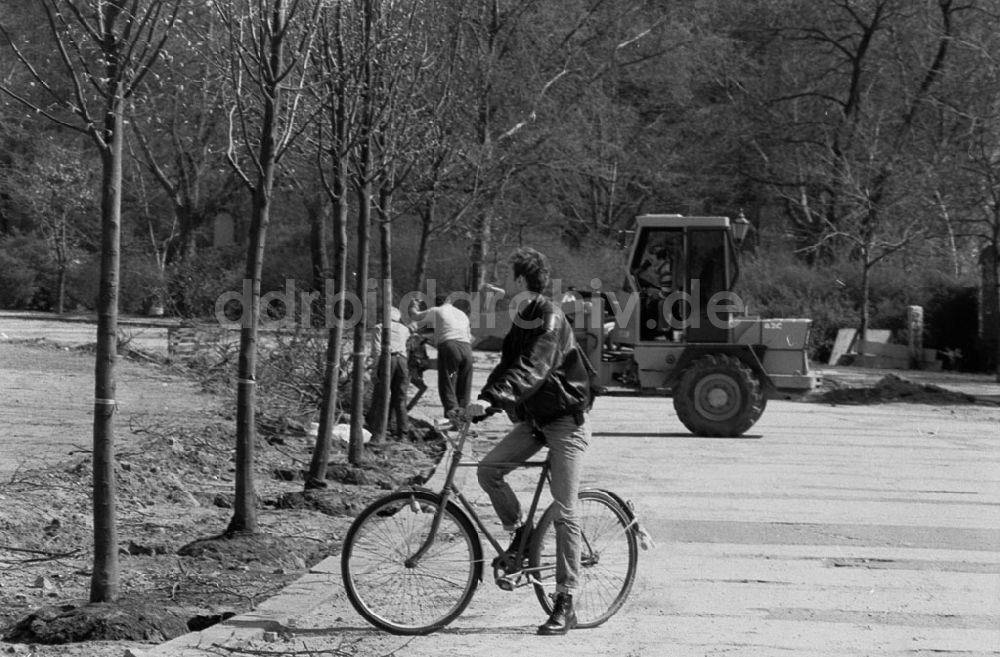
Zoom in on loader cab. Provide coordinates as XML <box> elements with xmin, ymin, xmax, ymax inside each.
<box><xmin>623</xmin><ymin>215</ymin><xmax>742</xmax><ymax>344</ymax></box>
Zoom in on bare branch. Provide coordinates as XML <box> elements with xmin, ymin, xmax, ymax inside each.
<box><xmin>0</xmin><ymin>544</ymin><xmax>82</xmax><ymax>563</ymax></box>
<box><xmin>498</xmin><ymin>68</ymin><xmax>569</xmax><ymax>142</ymax></box>
<box><xmin>60</xmin><ymin>0</ymin><xmax>103</xmax><ymax>44</ymax></box>
<box><xmin>131</xmin><ymin>118</ymin><xmax>179</xmax><ymax>200</ymax></box>
<box><xmin>0</xmin><ymin>18</ymin><xmax>95</xmax><ymax>134</ymax></box>
<box><xmin>226</xmin><ymin>105</ymin><xmax>254</xmax><ymax>189</ymax></box>
<box><xmin>125</xmin><ymin>2</ymin><xmax>184</xmax><ymax>98</ymax></box>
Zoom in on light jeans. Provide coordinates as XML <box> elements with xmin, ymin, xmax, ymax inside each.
<box><xmin>477</xmin><ymin>414</ymin><xmax>590</xmax><ymax>594</ymax></box>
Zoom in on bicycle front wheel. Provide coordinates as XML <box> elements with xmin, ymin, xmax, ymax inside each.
<box><xmin>341</xmin><ymin>490</ymin><xmax>483</xmax><ymax>634</ymax></box>
<box><xmin>530</xmin><ymin>489</ymin><xmax>638</xmax><ymax>628</ymax></box>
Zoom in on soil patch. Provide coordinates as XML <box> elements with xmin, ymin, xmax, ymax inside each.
<box><xmin>0</xmin><ymin>340</ymin><xmax>446</xmax><ymax>655</ymax></box>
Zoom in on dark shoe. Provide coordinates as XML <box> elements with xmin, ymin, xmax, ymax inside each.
<box><xmin>537</xmin><ymin>593</ymin><xmax>577</xmax><ymax>635</ymax></box>
<box><xmin>491</xmin><ymin>524</ymin><xmax>532</xmax><ymax>572</ymax></box>
<box><xmin>504</xmin><ymin>524</ymin><xmax>532</xmax><ymax>556</ymax></box>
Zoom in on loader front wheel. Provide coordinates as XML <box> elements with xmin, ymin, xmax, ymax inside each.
<box><xmin>673</xmin><ymin>354</ymin><xmax>766</xmax><ymax>437</ymax></box>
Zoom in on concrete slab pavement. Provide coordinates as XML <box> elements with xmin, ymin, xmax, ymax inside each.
<box><xmin>136</xmin><ymin>397</ymin><xmax>1000</xmax><ymax>657</ymax></box>
<box><xmin>131</xmin><ymin>557</ymin><xmax>342</xmax><ymax>657</ymax></box>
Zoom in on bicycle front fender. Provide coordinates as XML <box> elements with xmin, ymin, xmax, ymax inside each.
<box><xmin>401</xmin><ymin>489</ymin><xmax>486</xmax><ymax>583</ymax></box>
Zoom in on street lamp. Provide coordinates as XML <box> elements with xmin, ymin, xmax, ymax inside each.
<box><xmin>731</xmin><ymin>210</ymin><xmax>751</xmax><ymax>245</ymax></box>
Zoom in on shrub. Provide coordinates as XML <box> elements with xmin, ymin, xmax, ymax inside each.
<box><xmin>65</xmin><ymin>255</ymin><xmax>100</xmax><ymax>311</ymax></box>
<box><xmin>120</xmin><ymin>252</ymin><xmax>166</xmax><ymax>315</ymax></box>
<box><xmin>0</xmin><ymin>234</ymin><xmax>80</xmax><ymax>310</ymax></box>
<box><xmin>739</xmin><ymin>248</ymin><xmax>981</xmax><ymax>367</ymax></box>
<box><xmin>0</xmin><ymin>245</ymin><xmax>38</xmax><ymax>308</ymax></box>
<box><xmin>167</xmin><ymin>245</ymin><xmax>245</xmax><ymax>318</ymax></box>
<box><xmin>737</xmin><ymin>251</ymin><xmax>858</xmax><ymax>363</ymax></box>
<box><xmin>924</xmin><ymin>285</ymin><xmax>983</xmax><ymax>371</ymax></box>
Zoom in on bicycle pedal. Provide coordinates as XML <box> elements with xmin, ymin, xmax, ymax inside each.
<box><xmin>495</xmin><ymin>575</ymin><xmax>516</xmax><ymax>591</ymax></box>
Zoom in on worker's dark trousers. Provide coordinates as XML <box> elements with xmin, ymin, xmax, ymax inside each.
<box><xmin>436</xmin><ymin>339</ymin><xmax>473</xmax><ymax>417</ymax></box>
<box><xmin>369</xmin><ymin>353</ymin><xmax>409</xmax><ymax>436</ymax></box>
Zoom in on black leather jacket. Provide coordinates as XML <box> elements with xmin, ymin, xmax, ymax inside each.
<box><xmin>479</xmin><ymin>295</ymin><xmax>593</xmax><ymax>425</ymax></box>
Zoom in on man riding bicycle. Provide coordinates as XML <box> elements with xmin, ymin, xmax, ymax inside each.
<box><xmin>465</xmin><ymin>247</ymin><xmax>595</xmax><ymax>636</ymax></box>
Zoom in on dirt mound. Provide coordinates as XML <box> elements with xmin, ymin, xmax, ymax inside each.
<box><xmin>275</xmin><ymin>487</ymin><xmax>369</xmax><ymax>516</ymax></box>
<box><xmin>813</xmin><ymin>373</ymin><xmax>979</xmax><ymax>405</ymax></box>
<box><xmin>176</xmin><ymin>533</ymin><xmax>328</xmax><ymax>571</ymax></box>
<box><xmin>3</xmin><ymin>601</ymin><xmax>191</xmax><ymax>645</ymax></box>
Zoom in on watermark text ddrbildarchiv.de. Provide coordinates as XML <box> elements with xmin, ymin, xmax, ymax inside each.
<box><xmin>214</xmin><ymin>277</ymin><xmax>746</xmax><ymax>331</ymax></box>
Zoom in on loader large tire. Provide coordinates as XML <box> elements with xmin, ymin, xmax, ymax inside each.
<box><xmin>673</xmin><ymin>354</ymin><xmax>766</xmax><ymax>437</ymax></box>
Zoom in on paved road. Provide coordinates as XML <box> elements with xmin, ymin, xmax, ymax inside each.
<box><xmin>150</xmin><ymin>395</ymin><xmax>1000</xmax><ymax>657</ymax></box>
<box><xmin>0</xmin><ymin>311</ymin><xmax>173</xmax><ymax>354</ymax></box>
<box><xmin>3</xmin><ymin>312</ymin><xmax>998</xmax><ymax>655</ymax></box>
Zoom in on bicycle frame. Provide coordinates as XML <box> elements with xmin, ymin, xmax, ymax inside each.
<box><xmin>405</xmin><ymin>419</ymin><xmax>550</xmax><ymax>579</ymax></box>
<box><xmin>341</xmin><ymin>418</ymin><xmax>643</xmax><ymax>634</ymax></box>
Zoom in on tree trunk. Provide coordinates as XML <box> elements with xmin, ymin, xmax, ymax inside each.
<box><xmin>169</xmin><ymin>203</ymin><xmax>199</xmax><ymax>265</ymax></box>
<box><xmin>55</xmin><ymin>219</ymin><xmax>68</xmax><ymax>314</ymax></box>
<box><xmin>995</xmin><ymin>280</ymin><xmax>999</xmax><ymax>384</ymax></box>
<box><xmin>56</xmin><ymin>266</ymin><xmax>67</xmax><ymax>315</ymax></box>
<box><xmin>413</xmin><ymin>201</ymin><xmax>433</xmax><ymax>291</ymax></box>
<box><xmin>306</xmin><ymin>2</ymin><xmax>350</xmax><ymax>487</ymax></box>
<box><xmin>469</xmin><ymin>210</ymin><xmax>492</xmax><ymax>292</ymax></box>
<box><xmin>466</xmin><ymin>0</ymin><xmax>500</xmax><ymax>295</ymax></box>
<box><xmin>934</xmin><ymin>191</ymin><xmax>960</xmax><ymax>277</ymax></box>
<box><xmin>348</xmin><ymin>0</ymin><xmax>376</xmax><ymax>465</ymax></box>
<box><xmin>307</xmin><ymin>191</ymin><xmax>331</xmax><ymax>296</ymax></box>
<box><xmin>228</xmin><ymin>176</ymin><xmax>273</xmax><ymax>535</ymax></box>
<box><xmin>859</xmin><ymin>256</ymin><xmax>871</xmax><ymax>346</ymax></box>
<box><xmin>305</xmin><ymin>208</ymin><xmax>347</xmax><ymax>487</ymax></box>
<box><xmin>306</xmin><ymin>128</ymin><xmax>349</xmax><ymax>488</ymax></box>
<box><xmin>372</xmin><ymin>185</ymin><xmax>393</xmax><ymax>441</ymax></box>
<box><xmin>228</xmin><ymin>9</ymin><xmax>284</xmax><ymax>532</ymax></box>
<box><xmin>993</xmin><ymin>236</ymin><xmax>1000</xmax><ymax>383</ymax></box>
<box><xmin>349</xmin><ymin>164</ymin><xmax>372</xmax><ymax>464</ymax></box>
<box><xmin>90</xmin><ymin>103</ymin><xmax>124</xmax><ymax>604</ymax></box>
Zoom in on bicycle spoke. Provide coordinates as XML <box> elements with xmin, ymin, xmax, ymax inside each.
<box><xmin>342</xmin><ymin>492</ymin><xmax>481</xmax><ymax>634</ymax></box>
<box><xmin>530</xmin><ymin>490</ymin><xmax>638</xmax><ymax>628</ymax></box>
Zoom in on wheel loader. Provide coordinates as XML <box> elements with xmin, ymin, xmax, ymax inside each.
<box><xmin>566</xmin><ymin>213</ymin><xmax>817</xmax><ymax>437</ymax></box>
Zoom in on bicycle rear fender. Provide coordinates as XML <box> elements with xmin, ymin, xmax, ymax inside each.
<box><xmin>591</xmin><ymin>488</ymin><xmax>633</xmax><ymax>522</ymax></box>
<box><xmin>593</xmin><ymin>488</ymin><xmax>654</xmax><ymax>550</ymax></box>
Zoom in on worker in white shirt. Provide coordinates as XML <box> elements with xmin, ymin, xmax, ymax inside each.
<box><xmin>408</xmin><ymin>294</ymin><xmax>473</xmax><ymax>427</ymax></box>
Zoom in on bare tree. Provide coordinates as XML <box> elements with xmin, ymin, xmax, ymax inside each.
<box><xmin>452</xmin><ymin>0</ymin><xmax>663</xmax><ymax>291</ymax></box>
<box><xmin>129</xmin><ymin>13</ymin><xmax>237</xmax><ymax>293</ymax></box>
<box><xmin>404</xmin><ymin>17</ymin><xmax>478</xmax><ymax>291</ymax></box>
<box><xmin>735</xmin><ymin>0</ymin><xmax>961</xmax><ymax>340</ymax></box>
<box><xmin>0</xmin><ymin>0</ymin><xmax>181</xmax><ymax>602</ymax></box>
<box><xmin>935</xmin><ymin>5</ymin><xmax>1000</xmax><ymax>380</ymax></box>
<box><xmin>305</xmin><ymin>2</ymin><xmax>355</xmax><ymax>485</ymax></box>
<box><xmin>214</xmin><ymin>0</ymin><xmax>321</xmax><ymax>533</ymax></box>
<box><xmin>346</xmin><ymin>0</ymin><xmax>379</xmax><ymax>464</ymax></box>
<box><xmin>307</xmin><ymin>0</ymin><xmax>435</xmax><ymax>463</ymax></box>
<box><xmin>364</xmin><ymin>1</ymin><xmax>439</xmax><ymax>443</ymax></box>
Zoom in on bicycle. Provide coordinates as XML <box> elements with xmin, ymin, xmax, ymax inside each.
<box><xmin>340</xmin><ymin>414</ymin><xmax>650</xmax><ymax>635</ymax></box>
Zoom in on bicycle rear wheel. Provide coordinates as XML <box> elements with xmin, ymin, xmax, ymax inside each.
<box><xmin>341</xmin><ymin>490</ymin><xmax>483</xmax><ymax>634</ymax></box>
<box><xmin>530</xmin><ymin>489</ymin><xmax>638</xmax><ymax>627</ymax></box>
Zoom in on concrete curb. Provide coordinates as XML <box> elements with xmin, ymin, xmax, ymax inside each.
<box><xmin>133</xmin><ymin>556</ymin><xmax>340</xmax><ymax>657</ymax></box>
